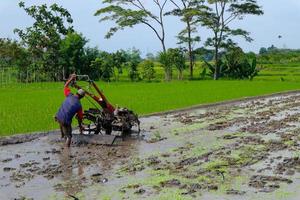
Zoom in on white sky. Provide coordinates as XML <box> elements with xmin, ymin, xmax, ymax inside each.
<box><xmin>1</xmin><ymin>0</ymin><xmax>300</xmax><ymax>55</ymax></box>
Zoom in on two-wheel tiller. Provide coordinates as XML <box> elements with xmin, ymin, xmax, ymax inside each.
<box><xmin>71</xmin><ymin>75</ymin><xmax>140</xmax><ymax>141</ymax></box>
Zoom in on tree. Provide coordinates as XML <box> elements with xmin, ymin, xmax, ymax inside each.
<box><xmin>90</xmin><ymin>53</ymin><xmax>114</xmax><ymax>81</ymax></box>
<box><xmin>224</xmin><ymin>48</ymin><xmax>259</xmax><ymax>80</ymax></box>
<box><xmin>14</xmin><ymin>1</ymin><xmax>74</xmax><ymax>81</ymax></box>
<box><xmin>169</xmin><ymin>48</ymin><xmax>187</xmax><ymax>80</ymax></box>
<box><xmin>122</xmin><ymin>48</ymin><xmax>142</xmax><ymax>64</ymax></box>
<box><xmin>159</xmin><ymin>50</ymin><xmax>173</xmax><ymax>81</ymax></box>
<box><xmin>139</xmin><ymin>60</ymin><xmax>156</xmax><ymax>81</ymax></box>
<box><xmin>82</xmin><ymin>47</ymin><xmax>101</xmax><ymax>80</ymax></box>
<box><xmin>205</xmin><ymin>47</ymin><xmax>259</xmax><ymax>79</ymax></box>
<box><xmin>146</xmin><ymin>52</ymin><xmax>156</xmax><ymax>61</ymax></box>
<box><xmin>259</xmin><ymin>47</ymin><xmax>267</xmax><ymax>55</ymax></box>
<box><xmin>127</xmin><ymin>61</ymin><xmax>140</xmax><ymax>81</ymax></box>
<box><xmin>167</xmin><ymin>0</ymin><xmax>206</xmax><ymax>79</ymax></box>
<box><xmin>0</xmin><ymin>38</ymin><xmax>31</xmax><ymax>82</ymax></box>
<box><xmin>111</xmin><ymin>50</ymin><xmax>127</xmax><ymax>81</ymax></box>
<box><xmin>59</xmin><ymin>32</ymin><xmax>87</xmax><ymax>78</ymax></box>
<box><xmin>0</xmin><ymin>38</ymin><xmax>28</xmax><ymax>68</ymax></box>
<box><xmin>123</xmin><ymin>48</ymin><xmax>142</xmax><ymax>81</ymax></box>
<box><xmin>95</xmin><ymin>0</ymin><xmax>169</xmax><ymax>52</ymax></box>
<box><xmin>199</xmin><ymin>0</ymin><xmax>263</xmax><ymax>80</ymax></box>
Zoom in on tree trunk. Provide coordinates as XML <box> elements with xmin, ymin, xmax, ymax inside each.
<box><xmin>165</xmin><ymin>68</ymin><xmax>171</xmax><ymax>81</ymax></box>
<box><xmin>178</xmin><ymin>70</ymin><xmax>183</xmax><ymax>80</ymax></box>
<box><xmin>161</xmin><ymin>38</ymin><xmax>166</xmax><ymax>53</ymax></box>
<box><xmin>187</xmin><ymin>21</ymin><xmax>193</xmax><ymax>79</ymax></box>
<box><xmin>214</xmin><ymin>45</ymin><xmax>220</xmax><ymax>80</ymax></box>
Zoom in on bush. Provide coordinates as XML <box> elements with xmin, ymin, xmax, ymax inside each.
<box><xmin>90</xmin><ymin>55</ymin><xmax>114</xmax><ymax>81</ymax></box>
<box><xmin>168</xmin><ymin>48</ymin><xmax>187</xmax><ymax>80</ymax></box>
<box><xmin>205</xmin><ymin>47</ymin><xmax>259</xmax><ymax>80</ymax></box>
<box><xmin>139</xmin><ymin>60</ymin><xmax>156</xmax><ymax>82</ymax></box>
<box><xmin>127</xmin><ymin>61</ymin><xmax>140</xmax><ymax>81</ymax></box>
<box><xmin>158</xmin><ymin>51</ymin><xmax>173</xmax><ymax>81</ymax></box>
<box><xmin>223</xmin><ymin>49</ymin><xmax>258</xmax><ymax>80</ymax></box>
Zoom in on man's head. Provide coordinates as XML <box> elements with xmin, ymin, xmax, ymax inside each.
<box><xmin>77</xmin><ymin>89</ymin><xmax>85</xmax><ymax>99</ymax></box>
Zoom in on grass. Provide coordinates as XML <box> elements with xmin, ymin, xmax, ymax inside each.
<box><xmin>255</xmin><ymin>62</ymin><xmax>300</xmax><ymax>81</ymax></box>
<box><xmin>1</xmin><ymin>80</ymin><xmax>300</xmax><ymax>136</ymax></box>
<box><xmin>2</xmin><ymin>60</ymin><xmax>300</xmax><ymax>136</ymax></box>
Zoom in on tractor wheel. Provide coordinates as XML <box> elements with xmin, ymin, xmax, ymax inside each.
<box><xmin>94</xmin><ymin>118</ymin><xmax>102</xmax><ymax>134</ymax></box>
<box><xmin>105</xmin><ymin>126</ymin><xmax>112</xmax><ymax>135</ymax></box>
<box><xmin>94</xmin><ymin>128</ymin><xmax>100</xmax><ymax>135</ymax></box>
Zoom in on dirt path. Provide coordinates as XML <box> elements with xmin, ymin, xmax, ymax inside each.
<box><xmin>1</xmin><ymin>92</ymin><xmax>300</xmax><ymax>200</ymax></box>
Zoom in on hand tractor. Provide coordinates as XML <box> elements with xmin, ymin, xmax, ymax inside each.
<box><xmin>70</xmin><ymin>75</ymin><xmax>140</xmax><ymax>139</ymax></box>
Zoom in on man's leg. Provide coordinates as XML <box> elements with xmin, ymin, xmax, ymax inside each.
<box><xmin>59</xmin><ymin>123</ymin><xmax>64</xmax><ymax>139</ymax></box>
<box><xmin>55</xmin><ymin>117</ymin><xmax>65</xmax><ymax>139</ymax></box>
<box><xmin>64</xmin><ymin>125</ymin><xmax>72</xmax><ymax>147</ymax></box>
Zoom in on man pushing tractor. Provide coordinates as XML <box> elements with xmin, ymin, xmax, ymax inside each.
<box><xmin>55</xmin><ymin>74</ymin><xmax>85</xmax><ymax>147</ymax></box>
<box><xmin>55</xmin><ymin>74</ymin><xmax>140</xmax><ymax>147</ymax></box>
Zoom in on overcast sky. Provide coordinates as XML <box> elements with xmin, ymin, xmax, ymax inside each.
<box><xmin>1</xmin><ymin>0</ymin><xmax>300</xmax><ymax>55</ymax></box>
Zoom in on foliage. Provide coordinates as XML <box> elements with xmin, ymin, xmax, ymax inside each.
<box><xmin>0</xmin><ymin>39</ymin><xmax>30</xmax><ymax>74</ymax></box>
<box><xmin>82</xmin><ymin>47</ymin><xmax>101</xmax><ymax>80</ymax></box>
<box><xmin>259</xmin><ymin>47</ymin><xmax>267</xmax><ymax>55</ymax></box>
<box><xmin>146</xmin><ymin>52</ymin><xmax>156</xmax><ymax>61</ymax></box>
<box><xmin>223</xmin><ymin>48</ymin><xmax>258</xmax><ymax>80</ymax></box>
<box><xmin>95</xmin><ymin>0</ymin><xmax>169</xmax><ymax>52</ymax></box>
<box><xmin>90</xmin><ymin>53</ymin><xmax>114</xmax><ymax>81</ymax></box>
<box><xmin>139</xmin><ymin>60</ymin><xmax>156</xmax><ymax>81</ymax></box>
<box><xmin>199</xmin><ymin>0</ymin><xmax>263</xmax><ymax>80</ymax></box>
<box><xmin>127</xmin><ymin>61</ymin><xmax>140</xmax><ymax>81</ymax></box>
<box><xmin>194</xmin><ymin>47</ymin><xmax>214</xmax><ymax>61</ymax></box>
<box><xmin>257</xmin><ymin>46</ymin><xmax>300</xmax><ymax>64</ymax></box>
<box><xmin>14</xmin><ymin>2</ymin><xmax>74</xmax><ymax>81</ymax></box>
<box><xmin>205</xmin><ymin>47</ymin><xmax>259</xmax><ymax>80</ymax></box>
<box><xmin>158</xmin><ymin>48</ymin><xmax>187</xmax><ymax>80</ymax></box>
<box><xmin>168</xmin><ymin>48</ymin><xmax>187</xmax><ymax>80</ymax></box>
<box><xmin>167</xmin><ymin>0</ymin><xmax>206</xmax><ymax>79</ymax></box>
<box><xmin>159</xmin><ymin>50</ymin><xmax>173</xmax><ymax>81</ymax></box>
<box><xmin>111</xmin><ymin>50</ymin><xmax>127</xmax><ymax>81</ymax></box>
<box><xmin>59</xmin><ymin>32</ymin><xmax>87</xmax><ymax>78</ymax></box>
<box><xmin>122</xmin><ymin>48</ymin><xmax>142</xmax><ymax>81</ymax></box>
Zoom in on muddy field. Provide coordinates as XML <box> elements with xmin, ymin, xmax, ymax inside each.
<box><xmin>1</xmin><ymin>92</ymin><xmax>300</xmax><ymax>200</ymax></box>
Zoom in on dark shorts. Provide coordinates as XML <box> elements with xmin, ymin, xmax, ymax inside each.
<box><xmin>60</xmin><ymin>123</ymin><xmax>72</xmax><ymax>139</ymax></box>
<box><xmin>56</xmin><ymin>117</ymin><xmax>72</xmax><ymax>139</ymax></box>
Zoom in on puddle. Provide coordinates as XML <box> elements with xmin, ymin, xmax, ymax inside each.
<box><xmin>1</xmin><ymin>92</ymin><xmax>300</xmax><ymax>199</ymax></box>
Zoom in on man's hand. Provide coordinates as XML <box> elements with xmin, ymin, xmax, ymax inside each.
<box><xmin>70</xmin><ymin>73</ymin><xmax>77</xmax><ymax>80</ymax></box>
<box><xmin>65</xmin><ymin>73</ymin><xmax>77</xmax><ymax>88</ymax></box>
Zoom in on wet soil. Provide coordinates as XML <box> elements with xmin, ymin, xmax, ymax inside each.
<box><xmin>1</xmin><ymin>92</ymin><xmax>300</xmax><ymax>199</ymax></box>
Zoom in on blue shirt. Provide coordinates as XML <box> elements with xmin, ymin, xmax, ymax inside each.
<box><xmin>56</xmin><ymin>94</ymin><xmax>82</xmax><ymax>125</ymax></box>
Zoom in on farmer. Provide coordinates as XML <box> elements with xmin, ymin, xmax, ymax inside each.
<box><xmin>55</xmin><ymin>74</ymin><xmax>85</xmax><ymax>147</ymax></box>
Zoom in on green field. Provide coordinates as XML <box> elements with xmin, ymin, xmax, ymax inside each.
<box><xmin>2</xmin><ymin>61</ymin><xmax>300</xmax><ymax>136</ymax></box>
<box><xmin>255</xmin><ymin>62</ymin><xmax>300</xmax><ymax>81</ymax></box>
<box><xmin>1</xmin><ymin>79</ymin><xmax>300</xmax><ymax>136</ymax></box>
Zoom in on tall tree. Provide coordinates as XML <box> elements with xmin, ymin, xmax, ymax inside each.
<box><xmin>123</xmin><ymin>48</ymin><xmax>142</xmax><ymax>81</ymax></box>
<box><xmin>111</xmin><ymin>50</ymin><xmax>127</xmax><ymax>81</ymax></box>
<box><xmin>167</xmin><ymin>0</ymin><xmax>206</xmax><ymax>79</ymax></box>
<box><xmin>159</xmin><ymin>50</ymin><xmax>173</xmax><ymax>81</ymax></box>
<box><xmin>169</xmin><ymin>48</ymin><xmax>187</xmax><ymax>80</ymax></box>
<box><xmin>0</xmin><ymin>38</ymin><xmax>26</xmax><ymax>68</ymax></box>
<box><xmin>199</xmin><ymin>0</ymin><xmax>263</xmax><ymax>80</ymax></box>
<box><xmin>95</xmin><ymin>0</ymin><xmax>169</xmax><ymax>52</ymax></box>
<box><xmin>0</xmin><ymin>38</ymin><xmax>31</xmax><ymax>82</ymax></box>
<box><xmin>59</xmin><ymin>32</ymin><xmax>87</xmax><ymax>78</ymax></box>
<box><xmin>14</xmin><ymin>1</ymin><xmax>73</xmax><ymax>81</ymax></box>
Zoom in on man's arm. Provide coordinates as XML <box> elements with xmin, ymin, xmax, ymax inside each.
<box><xmin>64</xmin><ymin>74</ymin><xmax>76</xmax><ymax>97</ymax></box>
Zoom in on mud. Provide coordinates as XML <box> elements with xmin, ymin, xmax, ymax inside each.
<box><xmin>1</xmin><ymin>91</ymin><xmax>300</xmax><ymax>199</ymax></box>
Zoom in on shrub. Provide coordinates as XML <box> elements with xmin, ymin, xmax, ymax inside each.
<box><xmin>139</xmin><ymin>60</ymin><xmax>156</xmax><ymax>82</ymax></box>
